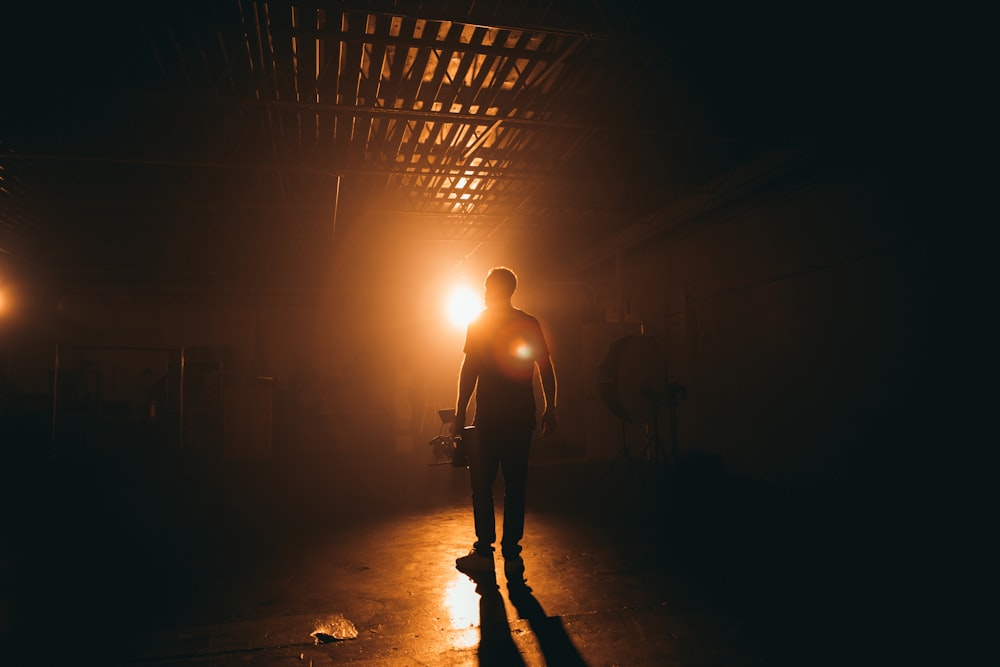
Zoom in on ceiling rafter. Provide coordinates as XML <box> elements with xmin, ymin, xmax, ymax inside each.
<box><xmin>1</xmin><ymin>0</ymin><xmax>756</xmax><ymax>288</ymax></box>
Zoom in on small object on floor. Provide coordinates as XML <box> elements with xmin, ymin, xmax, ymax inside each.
<box><xmin>311</xmin><ymin>614</ymin><xmax>359</xmax><ymax>643</ymax></box>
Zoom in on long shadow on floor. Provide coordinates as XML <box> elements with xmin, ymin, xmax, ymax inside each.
<box><xmin>467</xmin><ymin>566</ymin><xmax>587</xmax><ymax>667</ymax></box>
<box><xmin>506</xmin><ymin>577</ymin><xmax>587</xmax><ymax>667</ymax></box>
<box><xmin>470</xmin><ymin>571</ymin><xmax>526</xmax><ymax>667</ymax></box>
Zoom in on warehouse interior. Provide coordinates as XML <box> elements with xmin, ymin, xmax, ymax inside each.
<box><xmin>0</xmin><ymin>1</ymin><xmax>965</xmax><ymax>664</ymax></box>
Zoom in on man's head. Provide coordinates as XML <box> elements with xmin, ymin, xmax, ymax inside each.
<box><xmin>484</xmin><ymin>266</ymin><xmax>517</xmax><ymax>308</ymax></box>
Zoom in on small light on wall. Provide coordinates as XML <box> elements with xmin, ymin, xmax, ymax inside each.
<box><xmin>0</xmin><ymin>280</ymin><xmax>23</xmax><ymax>322</ymax></box>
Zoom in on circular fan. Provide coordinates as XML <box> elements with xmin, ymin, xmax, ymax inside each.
<box><xmin>598</xmin><ymin>335</ymin><xmax>667</xmax><ymax>423</ymax></box>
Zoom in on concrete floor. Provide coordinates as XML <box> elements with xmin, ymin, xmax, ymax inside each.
<box><xmin>1</xmin><ymin>438</ymin><xmax>927</xmax><ymax>666</ymax></box>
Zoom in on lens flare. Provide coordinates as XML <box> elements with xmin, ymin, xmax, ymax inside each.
<box><xmin>512</xmin><ymin>340</ymin><xmax>532</xmax><ymax>360</ymax></box>
<box><xmin>446</xmin><ymin>285</ymin><xmax>481</xmax><ymax>329</ymax></box>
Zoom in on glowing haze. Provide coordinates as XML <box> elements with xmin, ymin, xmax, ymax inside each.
<box><xmin>446</xmin><ymin>285</ymin><xmax>482</xmax><ymax>329</ymax></box>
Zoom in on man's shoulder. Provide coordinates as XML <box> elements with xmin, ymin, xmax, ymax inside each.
<box><xmin>510</xmin><ymin>307</ymin><xmax>539</xmax><ymax>324</ymax></box>
<box><xmin>497</xmin><ymin>308</ymin><xmax>542</xmax><ymax>334</ymax></box>
<box><xmin>473</xmin><ymin>306</ymin><xmax>538</xmax><ymax>326</ymax></box>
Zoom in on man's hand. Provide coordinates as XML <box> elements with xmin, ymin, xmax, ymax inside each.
<box><xmin>541</xmin><ymin>408</ymin><xmax>557</xmax><ymax>436</ymax></box>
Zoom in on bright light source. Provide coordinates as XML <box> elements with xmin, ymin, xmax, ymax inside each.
<box><xmin>446</xmin><ymin>285</ymin><xmax>481</xmax><ymax>329</ymax></box>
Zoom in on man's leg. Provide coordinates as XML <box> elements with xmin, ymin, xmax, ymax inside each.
<box><xmin>499</xmin><ymin>430</ymin><xmax>532</xmax><ymax>559</ymax></box>
<box><xmin>469</xmin><ymin>428</ymin><xmax>501</xmax><ymax>554</ymax></box>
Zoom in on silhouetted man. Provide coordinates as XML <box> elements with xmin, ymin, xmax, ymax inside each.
<box><xmin>454</xmin><ymin>266</ymin><xmax>557</xmax><ymax>576</ymax></box>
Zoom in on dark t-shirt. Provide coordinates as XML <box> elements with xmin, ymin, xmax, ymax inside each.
<box><xmin>464</xmin><ymin>306</ymin><xmax>549</xmax><ymax>431</ymax></box>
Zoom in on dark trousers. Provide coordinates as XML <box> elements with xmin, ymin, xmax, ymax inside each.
<box><xmin>468</xmin><ymin>425</ymin><xmax>532</xmax><ymax>558</ymax></box>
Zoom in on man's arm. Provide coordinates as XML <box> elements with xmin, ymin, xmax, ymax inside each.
<box><xmin>537</xmin><ymin>354</ymin><xmax>558</xmax><ymax>436</ymax></box>
<box><xmin>454</xmin><ymin>355</ymin><xmax>478</xmax><ymax>433</ymax></box>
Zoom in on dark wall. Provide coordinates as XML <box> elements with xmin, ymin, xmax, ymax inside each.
<box><xmin>568</xmin><ymin>148</ymin><xmax>932</xmax><ymax>482</ymax></box>
<box><xmin>0</xmin><ymin>286</ymin><xmax>452</xmax><ymax>460</ymax></box>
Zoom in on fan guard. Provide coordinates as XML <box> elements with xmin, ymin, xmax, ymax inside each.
<box><xmin>597</xmin><ymin>335</ymin><xmax>667</xmax><ymax>424</ymax></box>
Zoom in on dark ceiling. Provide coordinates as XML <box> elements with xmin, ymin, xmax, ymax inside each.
<box><xmin>0</xmin><ymin>1</ymin><xmax>947</xmax><ymax>294</ymax></box>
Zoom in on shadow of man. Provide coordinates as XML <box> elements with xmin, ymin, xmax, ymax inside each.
<box><xmin>506</xmin><ymin>567</ymin><xmax>588</xmax><ymax>667</ymax></box>
<box><xmin>468</xmin><ymin>571</ymin><xmax>526</xmax><ymax>667</ymax></box>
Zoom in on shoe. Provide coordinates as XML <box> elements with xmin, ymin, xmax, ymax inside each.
<box><xmin>503</xmin><ymin>555</ymin><xmax>525</xmax><ymax>583</ymax></box>
<box><xmin>456</xmin><ymin>549</ymin><xmax>494</xmax><ymax>573</ymax></box>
